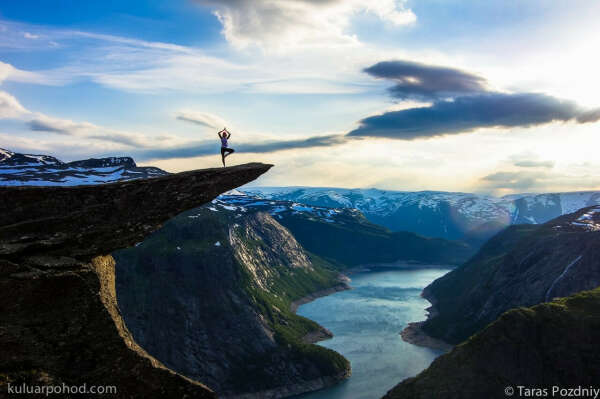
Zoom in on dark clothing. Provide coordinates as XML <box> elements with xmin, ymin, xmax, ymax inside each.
<box><xmin>221</xmin><ymin>147</ymin><xmax>234</xmax><ymax>156</ymax></box>
<box><xmin>221</xmin><ymin>147</ymin><xmax>234</xmax><ymax>166</ymax></box>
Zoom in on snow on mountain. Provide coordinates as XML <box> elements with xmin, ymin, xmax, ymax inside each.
<box><xmin>243</xmin><ymin>186</ymin><xmax>600</xmax><ymax>242</ymax></box>
<box><xmin>0</xmin><ymin>148</ymin><xmax>168</xmax><ymax>186</ymax></box>
<box><xmin>195</xmin><ymin>192</ymin><xmax>357</xmax><ymax>227</ymax></box>
<box><xmin>243</xmin><ymin>186</ymin><xmax>511</xmax><ymax>220</ymax></box>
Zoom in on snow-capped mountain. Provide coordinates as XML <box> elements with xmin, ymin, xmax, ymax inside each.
<box><xmin>202</xmin><ymin>191</ymin><xmax>475</xmax><ymax>266</ymax></box>
<box><xmin>0</xmin><ymin>148</ymin><xmax>168</xmax><ymax>186</ymax></box>
<box><xmin>207</xmin><ymin>191</ymin><xmax>360</xmax><ymax>225</ymax></box>
<box><xmin>242</xmin><ymin>187</ymin><xmax>600</xmax><ymax>242</ymax></box>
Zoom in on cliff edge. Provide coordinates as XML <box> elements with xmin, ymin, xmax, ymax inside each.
<box><xmin>0</xmin><ymin>163</ymin><xmax>272</xmax><ymax>397</ymax></box>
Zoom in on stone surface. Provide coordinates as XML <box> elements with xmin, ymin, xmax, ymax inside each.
<box><xmin>0</xmin><ymin>163</ymin><xmax>272</xmax><ymax>398</ymax></box>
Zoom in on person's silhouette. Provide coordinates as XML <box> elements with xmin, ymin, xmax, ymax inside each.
<box><xmin>218</xmin><ymin>128</ymin><xmax>235</xmax><ymax>167</ymax></box>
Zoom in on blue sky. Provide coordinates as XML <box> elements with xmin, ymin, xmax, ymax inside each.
<box><xmin>1</xmin><ymin>1</ymin><xmax>599</xmax><ymax>194</ymax></box>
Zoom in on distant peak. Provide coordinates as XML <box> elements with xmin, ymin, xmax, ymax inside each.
<box><xmin>67</xmin><ymin>156</ymin><xmax>137</xmax><ymax>168</ymax></box>
<box><xmin>0</xmin><ymin>148</ymin><xmax>14</xmax><ymax>162</ymax></box>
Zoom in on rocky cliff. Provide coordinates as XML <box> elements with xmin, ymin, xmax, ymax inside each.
<box><xmin>113</xmin><ymin>205</ymin><xmax>351</xmax><ymax>398</ymax></box>
<box><xmin>212</xmin><ymin>192</ymin><xmax>475</xmax><ymax>267</ymax></box>
<box><xmin>0</xmin><ymin>163</ymin><xmax>272</xmax><ymax>397</ymax></box>
<box><xmin>385</xmin><ymin>287</ymin><xmax>600</xmax><ymax>399</ymax></box>
<box><xmin>419</xmin><ymin>206</ymin><xmax>600</xmax><ymax>344</ymax></box>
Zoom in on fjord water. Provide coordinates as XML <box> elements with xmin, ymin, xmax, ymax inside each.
<box><xmin>296</xmin><ymin>268</ymin><xmax>451</xmax><ymax>399</ymax></box>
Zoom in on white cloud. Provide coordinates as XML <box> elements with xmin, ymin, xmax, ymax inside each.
<box><xmin>26</xmin><ymin>112</ymin><xmax>184</xmax><ymax>149</ymax></box>
<box><xmin>23</xmin><ymin>32</ymin><xmax>39</xmax><ymax>39</ymax></box>
<box><xmin>0</xmin><ymin>60</ymin><xmax>49</xmax><ymax>85</ymax></box>
<box><xmin>196</xmin><ymin>0</ymin><xmax>415</xmax><ymax>50</ymax></box>
<box><xmin>0</xmin><ymin>91</ymin><xmax>28</xmax><ymax>119</ymax></box>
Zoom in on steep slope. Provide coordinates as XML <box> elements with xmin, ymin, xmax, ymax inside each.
<box><xmin>0</xmin><ymin>148</ymin><xmax>167</xmax><ymax>186</ymax></box>
<box><xmin>420</xmin><ymin>206</ymin><xmax>600</xmax><ymax>345</ymax></box>
<box><xmin>214</xmin><ymin>193</ymin><xmax>475</xmax><ymax>267</ymax></box>
<box><xmin>244</xmin><ymin>187</ymin><xmax>600</xmax><ymax>243</ymax></box>
<box><xmin>385</xmin><ymin>288</ymin><xmax>600</xmax><ymax>399</ymax></box>
<box><xmin>0</xmin><ymin>163</ymin><xmax>271</xmax><ymax>397</ymax></box>
<box><xmin>114</xmin><ymin>208</ymin><xmax>350</xmax><ymax>398</ymax></box>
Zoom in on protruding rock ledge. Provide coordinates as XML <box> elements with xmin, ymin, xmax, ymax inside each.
<box><xmin>0</xmin><ymin>163</ymin><xmax>272</xmax><ymax>398</ymax></box>
<box><xmin>1</xmin><ymin>163</ymin><xmax>273</xmax><ymax>262</ymax></box>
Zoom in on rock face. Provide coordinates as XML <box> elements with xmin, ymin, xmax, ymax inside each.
<box><xmin>420</xmin><ymin>206</ymin><xmax>600</xmax><ymax>344</ymax></box>
<box><xmin>114</xmin><ymin>205</ymin><xmax>351</xmax><ymax>398</ymax></box>
<box><xmin>0</xmin><ymin>163</ymin><xmax>272</xmax><ymax>397</ymax></box>
<box><xmin>213</xmin><ymin>192</ymin><xmax>475</xmax><ymax>267</ymax></box>
<box><xmin>385</xmin><ymin>287</ymin><xmax>600</xmax><ymax>399</ymax></box>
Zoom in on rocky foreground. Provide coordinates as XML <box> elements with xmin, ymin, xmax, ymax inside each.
<box><xmin>0</xmin><ymin>163</ymin><xmax>271</xmax><ymax>397</ymax></box>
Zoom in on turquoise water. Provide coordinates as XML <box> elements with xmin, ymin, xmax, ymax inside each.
<box><xmin>296</xmin><ymin>268</ymin><xmax>451</xmax><ymax>399</ymax></box>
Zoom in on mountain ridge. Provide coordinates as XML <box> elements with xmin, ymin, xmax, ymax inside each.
<box><xmin>418</xmin><ymin>205</ymin><xmax>600</xmax><ymax>345</ymax></box>
<box><xmin>245</xmin><ymin>186</ymin><xmax>600</xmax><ymax>243</ymax></box>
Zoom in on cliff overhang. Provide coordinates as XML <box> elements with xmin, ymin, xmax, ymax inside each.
<box><xmin>0</xmin><ymin>163</ymin><xmax>272</xmax><ymax>398</ymax></box>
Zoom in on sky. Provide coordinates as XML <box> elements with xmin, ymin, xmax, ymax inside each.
<box><xmin>1</xmin><ymin>0</ymin><xmax>599</xmax><ymax>195</ymax></box>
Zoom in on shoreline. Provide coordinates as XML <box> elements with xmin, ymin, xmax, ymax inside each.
<box><xmin>400</xmin><ymin>321</ymin><xmax>452</xmax><ymax>351</ymax></box>
<box><xmin>290</xmin><ymin>275</ymin><xmax>352</xmax><ymax>344</ymax></box>
<box><xmin>345</xmin><ymin>261</ymin><xmax>456</xmax><ymax>274</ymax></box>
<box><xmin>400</xmin><ymin>288</ymin><xmax>453</xmax><ymax>351</ymax></box>
<box><xmin>290</xmin><ymin>277</ymin><xmax>351</xmax><ymax>314</ymax></box>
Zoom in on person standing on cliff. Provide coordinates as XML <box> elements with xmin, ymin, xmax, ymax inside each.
<box><xmin>218</xmin><ymin>128</ymin><xmax>235</xmax><ymax>167</ymax></box>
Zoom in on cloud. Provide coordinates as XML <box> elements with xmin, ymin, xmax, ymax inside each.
<box><xmin>176</xmin><ymin>111</ymin><xmax>227</xmax><ymax>129</ymax></box>
<box><xmin>23</xmin><ymin>32</ymin><xmax>39</xmax><ymax>39</ymax></box>
<box><xmin>363</xmin><ymin>60</ymin><xmax>488</xmax><ymax>100</ymax></box>
<box><xmin>0</xmin><ymin>21</ymin><xmax>380</xmax><ymax>95</ymax></box>
<box><xmin>134</xmin><ymin>134</ymin><xmax>349</xmax><ymax>161</ymax></box>
<box><xmin>24</xmin><ymin>109</ymin><xmax>180</xmax><ymax>149</ymax></box>
<box><xmin>347</xmin><ymin>92</ymin><xmax>589</xmax><ymax>139</ymax></box>
<box><xmin>0</xmin><ymin>91</ymin><xmax>28</xmax><ymax>119</ymax></box>
<box><xmin>194</xmin><ymin>0</ymin><xmax>415</xmax><ymax>50</ymax></box>
<box><xmin>513</xmin><ymin>160</ymin><xmax>554</xmax><ymax>168</ymax></box>
<box><xmin>349</xmin><ymin>59</ymin><xmax>600</xmax><ymax>140</ymax></box>
<box><xmin>27</xmin><ymin>114</ymin><xmax>96</xmax><ymax>134</ymax></box>
<box><xmin>480</xmin><ymin>170</ymin><xmax>547</xmax><ymax>191</ymax></box>
<box><xmin>576</xmin><ymin>108</ymin><xmax>600</xmax><ymax>123</ymax></box>
<box><xmin>0</xmin><ymin>61</ymin><xmax>44</xmax><ymax>85</ymax></box>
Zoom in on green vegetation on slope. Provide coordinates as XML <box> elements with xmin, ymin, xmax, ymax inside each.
<box><xmin>422</xmin><ymin>224</ymin><xmax>540</xmax><ymax>342</ymax></box>
<box><xmin>385</xmin><ymin>287</ymin><xmax>600</xmax><ymax>399</ymax></box>
<box><xmin>278</xmin><ymin>211</ymin><xmax>475</xmax><ymax>267</ymax></box>
<box><xmin>114</xmin><ymin>207</ymin><xmax>350</xmax><ymax>395</ymax></box>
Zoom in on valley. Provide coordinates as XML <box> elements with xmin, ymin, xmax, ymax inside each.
<box><xmin>2</xmin><ymin>148</ymin><xmax>600</xmax><ymax>399</ymax></box>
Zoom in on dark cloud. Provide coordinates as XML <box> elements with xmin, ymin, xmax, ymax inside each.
<box><xmin>576</xmin><ymin>108</ymin><xmax>600</xmax><ymax>123</ymax></box>
<box><xmin>176</xmin><ymin>115</ymin><xmax>214</xmax><ymax>128</ymax></box>
<box><xmin>28</xmin><ymin>119</ymin><xmax>69</xmax><ymax>134</ymax></box>
<box><xmin>480</xmin><ymin>171</ymin><xmax>547</xmax><ymax>191</ymax></box>
<box><xmin>513</xmin><ymin>160</ymin><xmax>554</xmax><ymax>168</ymax></box>
<box><xmin>135</xmin><ymin>134</ymin><xmax>349</xmax><ymax>161</ymax></box>
<box><xmin>347</xmin><ymin>92</ymin><xmax>584</xmax><ymax>139</ymax></box>
<box><xmin>363</xmin><ymin>60</ymin><xmax>487</xmax><ymax>100</ymax></box>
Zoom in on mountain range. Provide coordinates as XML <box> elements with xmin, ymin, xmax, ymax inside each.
<box><xmin>0</xmin><ymin>148</ymin><xmax>167</xmax><ymax>185</ymax></box>
<box><xmin>3</xmin><ymin>148</ymin><xmax>600</xmax><ymax>398</ymax></box>
<box><xmin>244</xmin><ymin>186</ymin><xmax>600</xmax><ymax>244</ymax></box>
